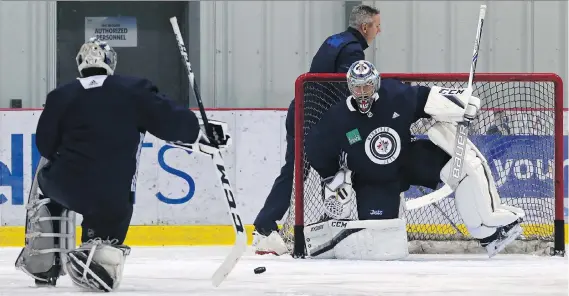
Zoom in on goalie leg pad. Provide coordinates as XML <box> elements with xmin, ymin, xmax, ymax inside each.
<box><xmin>304</xmin><ymin>219</ymin><xmax>408</xmax><ymax>260</ymax></box>
<box><xmin>65</xmin><ymin>240</ymin><xmax>131</xmax><ymax>292</ymax></box>
<box><xmin>428</xmin><ymin>122</ymin><xmax>525</xmax><ymax>239</ymax></box>
<box><xmin>15</xmin><ymin>197</ymin><xmax>76</xmax><ymax>284</ymax></box>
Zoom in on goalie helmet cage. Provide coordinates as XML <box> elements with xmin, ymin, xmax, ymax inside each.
<box><xmin>286</xmin><ymin>72</ymin><xmax>565</xmax><ymax>258</ymax></box>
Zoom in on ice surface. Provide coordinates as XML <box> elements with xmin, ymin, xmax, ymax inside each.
<box><xmin>0</xmin><ymin>246</ymin><xmax>566</xmax><ymax>296</ymax></box>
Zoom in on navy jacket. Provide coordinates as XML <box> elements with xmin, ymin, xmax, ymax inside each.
<box><xmin>309</xmin><ymin>27</ymin><xmax>369</xmax><ymax>73</ymax></box>
<box><xmin>36</xmin><ymin>75</ymin><xmax>200</xmax><ymax>209</ymax></box>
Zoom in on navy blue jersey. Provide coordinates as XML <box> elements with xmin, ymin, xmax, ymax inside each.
<box><xmin>36</xmin><ymin>74</ymin><xmax>200</xmax><ymax>205</ymax></box>
<box><xmin>305</xmin><ymin>79</ymin><xmax>431</xmax><ymax>197</ymax></box>
<box><xmin>309</xmin><ymin>28</ymin><xmax>368</xmax><ymax>73</ymax></box>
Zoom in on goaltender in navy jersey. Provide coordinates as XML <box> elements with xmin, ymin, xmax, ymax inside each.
<box><xmin>302</xmin><ymin>61</ymin><xmax>525</xmax><ymax>259</ymax></box>
<box><xmin>36</xmin><ymin>75</ymin><xmax>200</xmax><ymax>215</ymax></box>
<box><xmin>16</xmin><ymin>37</ymin><xmax>232</xmax><ymax>292</ymax></box>
<box><xmin>305</xmin><ymin>79</ymin><xmax>449</xmax><ymax>219</ymax></box>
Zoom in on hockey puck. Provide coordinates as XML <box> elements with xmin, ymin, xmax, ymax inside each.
<box><xmin>254</xmin><ymin>266</ymin><xmax>266</xmax><ymax>274</ymax></box>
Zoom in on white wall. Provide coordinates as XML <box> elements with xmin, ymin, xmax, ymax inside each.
<box><xmin>0</xmin><ymin>1</ymin><xmax>567</xmax><ymax>108</ymax></box>
<box><xmin>0</xmin><ymin>1</ymin><xmax>56</xmax><ymax>108</ymax></box>
<box><xmin>199</xmin><ymin>1</ymin><xmax>346</xmax><ymax>108</ymax></box>
<box><xmin>199</xmin><ymin>0</ymin><xmax>569</xmax><ymax>108</ymax></box>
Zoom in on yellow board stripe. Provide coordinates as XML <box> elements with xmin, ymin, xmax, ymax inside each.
<box><xmin>0</xmin><ymin>224</ymin><xmax>566</xmax><ymax>247</ymax></box>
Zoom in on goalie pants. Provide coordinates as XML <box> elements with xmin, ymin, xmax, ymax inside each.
<box><xmin>37</xmin><ymin>164</ymin><xmax>134</xmax><ymax>244</ymax></box>
<box><xmin>254</xmin><ymin>99</ymin><xmax>296</xmax><ymax>233</ymax></box>
<box><xmin>357</xmin><ymin>139</ymin><xmax>450</xmax><ymax>220</ymax></box>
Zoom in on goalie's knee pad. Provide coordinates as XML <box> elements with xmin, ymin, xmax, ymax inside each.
<box><xmin>15</xmin><ymin>197</ymin><xmax>76</xmax><ymax>284</ymax></box>
<box><xmin>428</xmin><ymin>122</ymin><xmax>525</xmax><ymax>239</ymax></box>
<box><xmin>65</xmin><ymin>239</ymin><xmax>131</xmax><ymax>292</ymax></box>
<box><xmin>304</xmin><ymin>219</ymin><xmax>408</xmax><ymax>260</ymax></box>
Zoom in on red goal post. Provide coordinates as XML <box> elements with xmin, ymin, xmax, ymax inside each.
<box><xmin>288</xmin><ymin>72</ymin><xmax>565</xmax><ymax>257</ymax></box>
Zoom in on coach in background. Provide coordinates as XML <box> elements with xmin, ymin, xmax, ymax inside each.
<box><xmin>252</xmin><ymin>4</ymin><xmax>382</xmax><ymax>255</ymax></box>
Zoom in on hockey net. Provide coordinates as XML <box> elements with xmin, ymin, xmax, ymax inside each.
<box><xmin>281</xmin><ymin>73</ymin><xmax>565</xmax><ymax>257</ymax></box>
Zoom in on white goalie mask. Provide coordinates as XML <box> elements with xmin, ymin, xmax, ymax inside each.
<box><xmin>347</xmin><ymin>60</ymin><xmax>380</xmax><ymax>114</ymax></box>
<box><xmin>76</xmin><ymin>37</ymin><xmax>117</xmax><ymax>76</ymax></box>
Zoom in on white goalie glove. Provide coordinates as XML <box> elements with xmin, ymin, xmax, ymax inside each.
<box><xmin>322</xmin><ymin>167</ymin><xmax>355</xmax><ymax>219</ymax></box>
<box><xmin>169</xmin><ymin>118</ymin><xmax>231</xmax><ymax>157</ymax></box>
<box><xmin>424</xmin><ymin>86</ymin><xmax>481</xmax><ymax>123</ymax></box>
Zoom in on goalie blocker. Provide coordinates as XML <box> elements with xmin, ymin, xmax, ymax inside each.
<box><xmin>293</xmin><ymin>61</ymin><xmax>526</xmax><ymax>260</ymax></box>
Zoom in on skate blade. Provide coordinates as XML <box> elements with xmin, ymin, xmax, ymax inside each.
<box><xmin>486</xmin><ymin>224</ymin><xmax>523</xmax><ymax>258</ymax></box>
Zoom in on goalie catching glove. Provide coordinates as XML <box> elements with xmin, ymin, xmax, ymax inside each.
<box><xmin>322</xmin><ymin>167</ymin><xmax>355</xmax><ymax>220</ymax></box>
<box><xmin>169</xmin><ymin>118</ymin><xmax>231</xmax><ymax>156</ymax></box>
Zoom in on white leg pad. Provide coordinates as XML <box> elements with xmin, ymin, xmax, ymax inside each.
<box><xmin>428</xmin><ymin>122</ymin><xmax>525</xmax><ymax>239</ymax></box>
<box><xmin>304</xmin><ymin>219</ymin><xmax>409</xmax><ymax>260</ymax></box>
<box><xmin>66</xmin><ymin>241</ymin><xmax>130</xmax><ymax>292</ymax></box>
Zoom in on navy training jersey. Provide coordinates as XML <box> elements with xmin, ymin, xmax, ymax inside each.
<box><xmin>305</xmin><ymin>79</ymin><xmax>431</xmax><ymax>188</ymax></box>
<box><xmin>36</xmin><ymin>74</ymin><xmax>200</xmax><ymax>205</ymax></box>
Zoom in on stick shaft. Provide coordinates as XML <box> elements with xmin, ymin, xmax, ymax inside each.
<box><xmin>169</xmin><ymin>16</ymin><xmax>246</xmax><ymax>287</ymax></box>
<box><xmin>467</xmin><ymin>5</ymin><xmax>486</xmax><ymax>90</ymax></box>
<box><xmin>169</xmin><ymin>17</ymin><xmax>213</xmax><ymax>139</ymax></box>
<box><xmin>448</xmin><ymin>5</ymin><xmax>487</xmax><ymax>189</ymax></box>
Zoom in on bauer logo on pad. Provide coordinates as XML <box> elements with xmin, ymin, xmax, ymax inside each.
<box><xmin>346</xmin><ymin>129</ymin><xmax>362</xmax><ymax>145</ymax></box>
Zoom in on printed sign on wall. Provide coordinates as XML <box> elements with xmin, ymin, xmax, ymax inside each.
<box><xmin>85</xmin><ymin>16</ymin><xmax>137</xmax><ymax>47</ymax></box>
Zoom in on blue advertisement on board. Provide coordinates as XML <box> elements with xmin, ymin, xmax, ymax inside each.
<box><xmin>0</xmin><ymin>134</ymin><xmax>567</xmax><ymax>206</ymax></box>
<box><xmin>402</xmin><ymin>135</ymin><xmax>566</xmax><ymax>199</ymax></box>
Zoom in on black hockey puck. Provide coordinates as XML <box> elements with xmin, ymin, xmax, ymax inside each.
<box><xmin>254</xmin><ymin>266</ymin><xmax>266</xmax><ymax>274</ymax></box>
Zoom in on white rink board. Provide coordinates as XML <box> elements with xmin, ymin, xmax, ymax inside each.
<box><xmin>0</xmin><ymin>110</ymin><xmax>566</xmax><ymax>226</ymax></box>
<box><xmin>0</xmin><ymin>110</ymin><xmax>287</xmax><ymax>226</ymax></box>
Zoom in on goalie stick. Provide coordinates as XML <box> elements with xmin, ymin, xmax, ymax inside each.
<box><xmin>404</xmin><ymin>4</ymin><xmax>487</xmax><ymax>210</ymax></box>
<box><xmin>169</xmin><ymin>16</ymin><xmax>247</xmax><ymax>287</ymax></box>
<box><xmin>448</xmin><ymin>4</ymin><xmax>486</xmax><ymax>189</ymax></box>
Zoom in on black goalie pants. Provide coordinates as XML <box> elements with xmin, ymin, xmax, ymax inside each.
<box><xmin>356</xmin><ymin>139</ymin><xmax>451</xmax><ymax>220</ymax></box>
<box><xmin>37</xmin><ymin>165</ymin><xmax>133</xmax><ymax>245</ymax></box>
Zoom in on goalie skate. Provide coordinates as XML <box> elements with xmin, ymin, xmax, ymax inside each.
<box><xmin>252</xmin><ymin>230</ymin><xmax>288</xmax><ymax>256</ymax></box>
<box><xmin>480</xmin><ymin>218</ymin><xmax>523</xmax><ymax>258</ymax></box>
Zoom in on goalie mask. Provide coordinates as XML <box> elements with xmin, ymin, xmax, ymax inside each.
<box><xmin>76</xmin><ymin>37</ymin><xmax>117</xmax><ymax>76</ymax></box>
<box><xmin>347</xmin><ymin>60</ymin><xmax>380</xmax><ymax>114</ymax></box>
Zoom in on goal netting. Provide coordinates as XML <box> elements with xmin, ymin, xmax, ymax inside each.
<box><xmin>280</xmin><ymin>73</ymin><xmax>565</xmax><ymax>257</ymax></box>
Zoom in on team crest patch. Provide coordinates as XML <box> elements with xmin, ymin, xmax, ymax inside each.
<box><xmin>346</xmin><ymin>129</ymin><xmax>362</xmax><ymax>145</ymax></box>
<box><xmin>364</xmin><ymin>127</ymin><xmax>401</xmax><ymax>164</ymax></box>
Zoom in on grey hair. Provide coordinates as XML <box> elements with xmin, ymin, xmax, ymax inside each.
<box><xmin>348</xmin><ymin>5</ymin><xmax>380</xmax><ymax>29</ymax></box>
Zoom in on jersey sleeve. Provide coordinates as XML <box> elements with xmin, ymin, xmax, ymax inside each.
<box><xmin>400</xmin><ymin>82</ymin><xmax>431</xmax><ymax>121</ymax></box>
<box><xmin>36</xmin><ymin>90</ymin><xmax>66</xmax><ymax>160</ymax></box>
<box><xmin>135</xmin><ymin>79</ymin><xmax>201</xmax><ymax>143</ymax></box>
<box><xmin>304</xmin><ymin>108</ymin><xmax>343</xmax><ymax>179</ymax></box>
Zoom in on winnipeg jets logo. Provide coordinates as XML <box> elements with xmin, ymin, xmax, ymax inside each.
<box><xmin>375</xmin><ymin>138</ymin><xmax>391</xmax><ymax>153</ymax></box>
<box><xmin>364</xmin><ymin>127</ymin><xmax>401</xmax><ymax>165</ymax></box>
<box><xmin>352</xmin><ymin>61</ymin><xmax>371</xmax><ymax>76</ymax></box>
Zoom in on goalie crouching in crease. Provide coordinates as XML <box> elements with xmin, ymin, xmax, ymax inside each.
<box><xmin>298</xmin><ymin>60</ymin><xmax>525</xmax><ymax>260</ymax></box>
<box><xmin>14</xmin><ymin>37</ymin><xmax>231</xmax><ymax>292</ymax></box>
